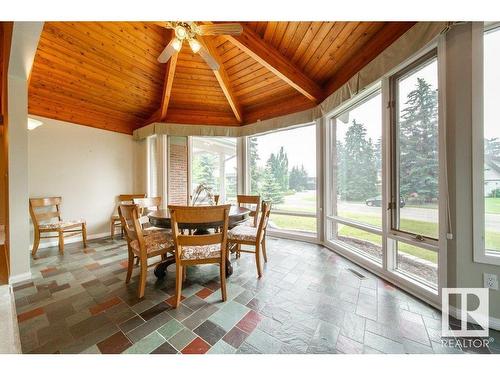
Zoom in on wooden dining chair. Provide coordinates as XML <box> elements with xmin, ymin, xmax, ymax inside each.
<box><xmin>237</xmin><ymin>195</ymin><xmax>261</xmax><ymax>227</ymax></box>
<box><xmin>132</xmin><ymin>196</ymin><xmax>163</xmax><ymax>230</ymax></box>
<box><xmin>169</xmin><ymin>204</ymin><xmax>231</xmax><ymax>308</ymax></box>
<box><xmin>228</xmin><ymin>201</ymin><xmax>271</xmax><ymax>278</ymax></box>
<box><xmin>118</xmin><ymin>204</ymin><xmax>174</xmax><ymax>298</ymax></box>
<box><xmin>29</xmin><ymin>197</ymin><xmax>87</xmax><ymax>256</ymax></box>
<box><xmin>110</xmin><ymin>194</ymin><xmax>146</xmax><ymax>239</ymax></box>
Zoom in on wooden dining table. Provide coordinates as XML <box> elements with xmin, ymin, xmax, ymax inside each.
<box><xmin>148</xmin><ymin>206</ymin><xmax>251</xmax><ymax>278</ymax></box>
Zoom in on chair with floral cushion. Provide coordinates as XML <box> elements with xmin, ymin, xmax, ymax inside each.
<box><xmin>118</xmin><ymin>204</ymin><xmax>174</xmax><ymax>298</ymax></box>
<box><xmin>237</xmin><ymin>195</ymin><xmax>261</xmax><ymax>227</ymax></box>
<box><xmin>29</xmin><ymin>197</ymin><xmax>87</xmax><ymax>256</ymax></box>
<box><xmin>169</xmin><ymin>204</ymin><xmax>231</xmax><ymax>308</ymax></box>
<box><xmin>132</xmin><ymin>197</ymin><xmax>166</xmax><ymax>234</ymax></box>
<box><xmin>110</xmin><ymin>194</ymin><xmax>146</xmax><ymax>239</ymax></box>
<box><xmin>228</xmin><ymin>201</ymin><xmax>271</xmax><ymax>278</ymax></box>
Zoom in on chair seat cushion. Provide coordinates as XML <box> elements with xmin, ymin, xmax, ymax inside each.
<box><xmin>130</xmin><ymin>231</ymin><xmax>174</xmax><ymax>255</ymax></box>
<box><xmin>181</xmin><ymin>244</ymin><xmax>221</xmax><ymax>260</ymax></box>
<box><xmin>228</xmin><ymin>225</ymin><xmax>257</xmax><ymax>241</ymax></box>
<box><xmin>39</xmin><ymin>219</ymin><xmax>85</xmax><ymax>230</ymax></box>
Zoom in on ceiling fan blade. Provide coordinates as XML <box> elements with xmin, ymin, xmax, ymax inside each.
<box><xmin>198</xmin><ymin>46</ymin><xmax>220</xmax><ymax>70</ymax></box>
<box><xmin>197</xmin><ymin>23</ymin><xmax>243</xmax><ymax>35</ymax></box>
<box><xmin>157</xmin><ymin>39</ymin><xmax>179</xmax><ymax>63</ymax></box>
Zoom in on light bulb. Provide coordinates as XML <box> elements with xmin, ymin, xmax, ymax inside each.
<box><xmin>172</xmin><ymin>38</ymin><xmax>182</xmax><ymax>51</ymax></box>
<box><xmin>189</xmin><ymin>38</ymin><xmax>201</xmax><ymax>53</ymax></box>
<box><xmin>28</xmin><ymin>118</ymin><xmax>43</xmax><ymax>130</ymax></box>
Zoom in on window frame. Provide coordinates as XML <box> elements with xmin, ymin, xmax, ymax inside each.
<box><xmin>472</xmin><ymin>22</ymin><xmax>500</xmax><ymax>266</ymax></box>
<box><xmin>188</xmin><ymin>136</ymin><xmax>239</xmax><ymax>204</ymax></box>
<box><xmin>245</xmin><ymin>122</ymin><xmax>320</xmax><ymax>241</ymax></box>
<box><xmin>389</xmin><ymin>48</ymin><xmax>440</xmax><ymax>246</ymax></box>
<box><xmin>324</xmin><ymin>39</ymin><xmax>446</xmax><ymax>302</ymax></box>
<box><xmin>146</xmin><ymin>135</ymin><xmax>158</xmax><ymax>198</ymax></box>
<box><xmin>325</xmin><ymin>83</ymin><xmax>385</xmax><ymax>265</ymax></box>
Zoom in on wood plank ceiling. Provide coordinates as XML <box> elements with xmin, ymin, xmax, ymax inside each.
<box><xmin>28</xmin><ymin>21</ymin><xmax>415</xmax><ymax>134</ymax></box>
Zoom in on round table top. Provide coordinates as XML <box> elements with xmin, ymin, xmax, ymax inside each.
<box><xmin>148</xmin><ymin>206</ymin><xmax>251</xmax><ymax>230</ymax></box>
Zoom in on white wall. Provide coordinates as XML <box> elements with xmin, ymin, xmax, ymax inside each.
<box><xmin>28</xmin><ymin>116</ymin><xmax>139</xmax><ymax>246</ymax></box>
<box><xmin>8</xmin><ymin>22</ymin><xmax>43</xmax><ymax>283</ymax></box>
<box><xmin>445</xmin><ymin>23</ymin><xmax>500</xmax><ymax>322</ymax></box>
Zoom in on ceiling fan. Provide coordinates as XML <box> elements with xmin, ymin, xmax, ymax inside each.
<box><xmin>156</xmin><ymin>22</ymin><xmax>243</xmax><ymax>70</ymax></box>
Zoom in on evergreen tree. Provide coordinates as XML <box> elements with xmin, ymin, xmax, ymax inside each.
<box><xmin>374</xmin><ymin>137</ymin><xmax>382</xmax><ymax>173</ymax></box>
<box><xmin>398</xmin><ymin>78</ymin><xmax>438</xmax><ymax>202</ymax></box>
<box><xmin>485</xmin><ymin>137</ymin><xmax>500</xmax><ymax>163</ymax></box>
<box><xmin>339</xmin><ymin>120</ymin><xmax>378</xmax><ymax>201</ymax></box>
<box><xmin>336</xmin><ymin>140</ymin><xmax>346</xmax><ymax>197</ymax></box>
<box><xmin>196</xmin><ymin>153</ymin><xmax>217</xmax><ymax>190</ymax></box>
<box><xmin>248</xmin><ymin>137</ymin><xmax>262</xmax><ymax>194</ymax></box>
<box><xmin>261</xmin><ymin>159</ymin><xmax>285</xmax><ymax>204</ymax></box>
<box><xmin>267</xmin><ymin>147</ymin><xmax>289</xmax><ymax>192</ymax></box>
<box><xmin>289</xmin><ymin>164</ymin><xmax>309</xmax><ymax>191</ymax></box>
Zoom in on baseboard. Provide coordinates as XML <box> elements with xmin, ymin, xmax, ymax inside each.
<box><xmin>449</xmin><ymin>305</ymin><xmax>500</xmax><ymax>331</ymax></box>
<box><xmin>0</xmin><ymin>285</ymin><xmax>22</xmax><ymax>353</ymax></box>
<box><xmin>9</xmin><ymin>271</ymin><xmax>32</xmax><ymax>285</ymax></box>
<box><xmin>31</xmin><ymin>231</ymin><xmax>110</xmax><ymax>250</ymax></box>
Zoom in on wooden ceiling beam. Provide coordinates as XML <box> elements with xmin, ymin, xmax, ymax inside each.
<box><xmin>220</xmin><ymin>23</ymin><xmax>323</xmax><ymax>103</ymax></box>
<box><xmin>143</xmin><ymin>29</ymin><xmax>178</xmax><ymax>126</ymax></box>
<box><xmin>199</xmin><ymin>36</ymin><xmax>243</xmax><ymax>123</ymax></box>
<box><xmin>323</xmin><ymin>22</ymin><xmax>416</xmax><ymax>98</ymax></box>
<box><xmin>159</xmin><ymin>31</ymin><xmax>178</xmax><ymax>121</ymax></box>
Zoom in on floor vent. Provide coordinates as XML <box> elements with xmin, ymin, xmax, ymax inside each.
<box><xmin>348</xmin><ymin>268</ymin><xmax>366</xmax><ymax>279</ymax></box>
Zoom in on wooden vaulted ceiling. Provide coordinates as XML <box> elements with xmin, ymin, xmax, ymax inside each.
<box><xmin>28</xmin><ymin>21</ymin><xmax>415</xmax><ymax>134</ymax></box>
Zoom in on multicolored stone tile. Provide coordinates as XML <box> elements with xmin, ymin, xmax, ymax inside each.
<box><xmin>12</xmin><ymin>236</ymin><xmax>494</xmax><ymax>355</ymax></box>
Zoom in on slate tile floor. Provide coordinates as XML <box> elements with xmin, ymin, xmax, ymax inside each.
<box><xmin>13</xmin><ymin>236</ymin><xmax>500</xmax><ymax>354</ymax></box>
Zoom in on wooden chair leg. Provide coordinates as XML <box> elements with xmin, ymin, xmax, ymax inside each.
<box><xmin>174</xmin><ymin>264</ymin><xmax>183</xmax><ymax>308</ymax></box>
<box><xmin>236</xmin><ymin>244</ymin><xmax>241</xmax><ymax>259</ymax></box>
<box><xmin>125</xmin><ymin>248</ymin><xmax>134</xmax><ymax>284</ymax></box>
<box><xmin>137</xmin><ymin>257</ymin><xmax>147</xmax><ymax>299</ymax></box>
<box><xmin>110</xmin><ymin>219</ymin><xmax>115</xmax><ymax>240</ymax></box>
<box><xmin>220</xmin><ymin>260</ymin><xmax>227</xmax><ymax>301</ymax></box>
<box><xmin>261</xmin><ymin>237</ymin><xmax>268</xmax><ymax>263</ymax></box>
<box><xmin>58</xmin><ymin>231</ymin><xmax>64</xmax><ymax>254</ymax></box>
<box><xmin>31</xmin><ymin>229</ymin><xmax>41</xmax><ymax>257</ymax></box>
<box><xmin>255</xmin><ymin>243</ymin><xmax>262</xmax><ymax>278</ymax></box>
<box><xmin>82</xmin><ymin>223</ymin><xmax>88</xmax><ymax>248</ymax></box>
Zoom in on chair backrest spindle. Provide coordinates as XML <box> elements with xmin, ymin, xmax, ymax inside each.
<box><xmin>237</xmin><ymin>195</ymin><xmax>261</xmax><ymax>227</ymax></box>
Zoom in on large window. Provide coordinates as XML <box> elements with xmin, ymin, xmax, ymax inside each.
<box><xmin>391</xmin><ymin>51</ymin><xmax>439</xmax><ymax>241</ymax></box>
<box><xmin>390</xmin><ymin>50</ymin><xmax>439</xmax><ymax>286</ymax></box>
<box><xmin>330</xmin><ymin>90</ymin><xmax>383</xmax><ymax>262</ymax></box>
<box><xmin>191</xmin><ymin>137</ymin><xmax>237</xmax><ymax>203</ymax></box>
<box><xmin>473</xmin><ymin>23</ymin><xmax>500</xmax><ymax>265</ymax></box>
<box><xmin>482</xmin><ymin>25</ymin><xmax>500</xmax><ymax>254</ymax></box>
<box><xmin>326</xmin><ymin>48</ymin><xmax>442</xmax><ymax>293</ymax></box>
<box><xmin>248</xmin><ymin>124</ymin><xmax>317</xmax><ymax>235</ymax></box>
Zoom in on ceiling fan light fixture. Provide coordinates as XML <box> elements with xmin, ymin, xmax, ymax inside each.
<box><xmin>188</xmin><ymin>38</ymin><xmax>201</xmax><ymax>53</ymax></box>
<box><xmin>172</xmin><ymin>38</ymin><xmax>182</xmax><ymax>51</ymax></box>
<box><xmin>174</xmin><ymin>25</ymin><xmax>187</xmax><ymax>40</ymax></box>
